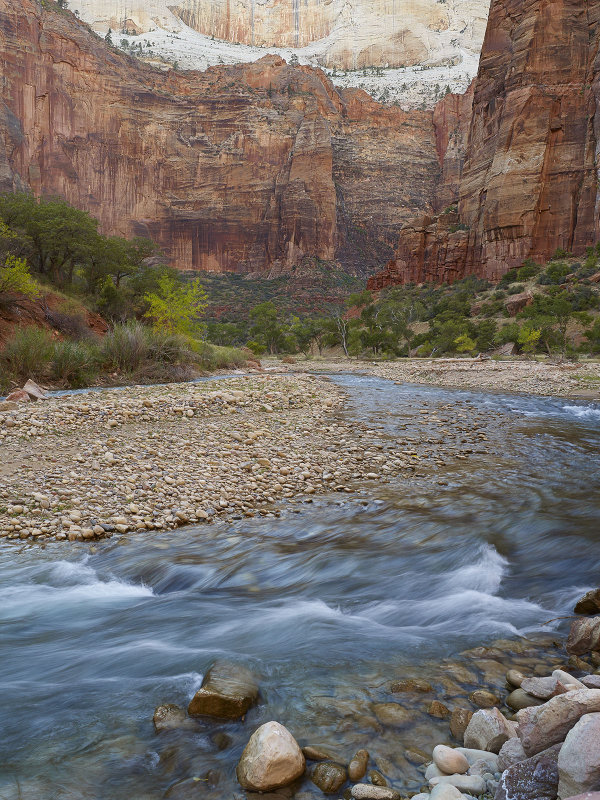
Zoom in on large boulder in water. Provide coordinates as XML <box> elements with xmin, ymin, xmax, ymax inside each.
<box><xmin>574</xmin><ymin>589</ymin><xmax>600</xmax><ymax>615</ymax></box>
<box><xmin>558</xmin><ymin>713</ymin><xmax>600</xmax><ymax>799</ymax></box>
<box><xmin>567</xmin><ymin>617</ymin><xmax>600</xmax><ymax>655</ymax></box>
<box><xmin>188</xmin><ymin>660</ymin><xmax>258</xmax><ymax>719</ymax></box>
<box><xmin>517</xmin><ymin>689</ymin><xmax>600</xmax><ymax>756</ymax></box>
<box><xmin>236</xmin><ymin>721</ymin><xmax>305</xmax><ymax>791</ymax></box>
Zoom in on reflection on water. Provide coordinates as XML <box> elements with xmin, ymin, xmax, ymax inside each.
<box><xmin>1</xmin><ymin>376</ymin><xmax>599</xmax><ymax>799</ymax></box>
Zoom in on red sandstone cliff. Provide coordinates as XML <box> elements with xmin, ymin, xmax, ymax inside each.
<box><xmin>369</xmin><ymin>0</ymin><xmax>600</xmax><ymax>289</ymax></box>
<box><xmin>0</xmin><ymin>0</ymin><xmax>439</xmax><ymax>276</ymax></box>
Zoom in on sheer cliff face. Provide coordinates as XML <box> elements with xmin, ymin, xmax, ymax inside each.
<box><xmin>0</xmin><ymin>0</ymin><xmax>439</xmax><ymax>274</ymax></box>
<box><xmin>68</xmin><ymin>0</ymin><xmax>490</xmax><ymax>70</ymax></box>
<box><xmin>369</xmin><ymin>0</ymin><xmax>600</xmax><ymax>288</ymax></box>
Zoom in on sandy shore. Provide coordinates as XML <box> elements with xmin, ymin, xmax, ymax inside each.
<box><xmin>290</xmin><ymin>357</ymin><xmax>600</xmax><ymax>399</ymax></box>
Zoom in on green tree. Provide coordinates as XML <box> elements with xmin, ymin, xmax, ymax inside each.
<box><xmin>249</xmin><ymin>301</ymin><xmax>285</xmax><ymax>354</ymax></box>
<box><xmin>584</xmin><ymin>319</ymin><xmax>600</xmax><ymax>354</ymax></box>
<box><xmin>0</xmin><ymin>255</ymin><xmax>40</xmax><ymax>306</ymax></box>
<box><xmin>517</xmin><ymin>325</ymin><xmax>541</xmax><ymax>355</ymax></box>
<box><xmin>454</xmin><ymin>333</ymin><xmax>476</xmax><ymax>353</ymax></box>
<box><xmin>144</xmin><ymin>274</ymin><xmax>208</xmax><ymax>335</ymax></box>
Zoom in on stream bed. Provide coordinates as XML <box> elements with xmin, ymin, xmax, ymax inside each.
<box><xmin>1</xmin><ymin>374</ymin><xmax>599</xmax><ymax>799</ymax></box>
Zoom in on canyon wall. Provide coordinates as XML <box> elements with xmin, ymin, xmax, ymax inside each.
<box><xmin>369</xmin><ymin>0</ymin><xmax>600</xmax><ymax>288</ymax></box>
<box><xmin>68</xmin><ymin>0</ymin><xmax>490</xmax><ymax>70</ymax></box>
<box><xmin>0</xmin><ymin>0</ymin><xmax>439</xmax><ymax>275</ymax></box>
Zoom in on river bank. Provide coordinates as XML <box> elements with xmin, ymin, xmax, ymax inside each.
<box><xmin>2</xmin><ymin>362</ymin><xmax>599</xmax><ymax>543</ymax></box>
<box><xmin>288</xmin><ymin>357</ymin><xmax>600</xmax><ymax>399</ymax></box>
<box><xmin>0</xmin><ymin>371</ymin><xmax>483</xmax><ymax>543</ymax></box>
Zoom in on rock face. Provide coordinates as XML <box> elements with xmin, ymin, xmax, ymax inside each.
<box><xmin>369</xmin><ymin>0</ymin><xmax>600</xmax><ymax>288</ymax></box>
<box><xmin>558</xmin><ymin>713</ymin><xmax>600</xmax><ymax>799</ymax></box>
<box><xmin>0</xmin><ymin>0</ymin><xmax>439</xmax><ymax>277</ymax></box>
<box><xmin>464</xmin><ymin>707</ymin><xmax>516</xmax><ymax>753</ymax></box>
<box><xmin>517</xmin><ymin>689</ymin><xmax>600</xmax><ymax>757</ymax></box>
<box><xmin>188</xmin><ymin>660</ymin><xmax>258</xmax><ymax>718</ymax></box>
<box><xmin>236</xmin><ymin>721</ymin><xmax>305</xmax><ymax>792</ymax></box>
<box><xmin>494</xmin><ymin>755</ymin><xmax>558</xmax><ymax>800</ymax></box>
<box><xmin>567</xmin><ymin>617</ymin><xmax>600</xmax><ymax>656</ymax></box>
<box><xmin>69</xmin><ymin>0</ymin><xmax>490</xmax><ymax>71</ymax></box>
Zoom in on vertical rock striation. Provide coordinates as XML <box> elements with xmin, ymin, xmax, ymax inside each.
<box><xmin>369</xmin><ymin>0</ymin><xmax>600</xmax><ymax>288</ymax></box>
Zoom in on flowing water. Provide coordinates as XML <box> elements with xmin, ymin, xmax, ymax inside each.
<box><xmin>1</xmin><ymin>374</ymin><xmax>600</xmax><ymax>799</ymax></box>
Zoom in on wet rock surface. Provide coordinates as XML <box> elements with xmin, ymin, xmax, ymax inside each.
<box><xmin>187</xmin><ymin>660</ymin><xmax>259</xmax><ymax>719</ymax></box>
<box><xmin>236</xmin><ymin>721</ymin><xmax>305</xmax><ymax>792</ymax></box>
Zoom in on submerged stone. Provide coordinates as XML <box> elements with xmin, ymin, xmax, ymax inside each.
<box><xmin>188</xmin><ymin>660</ymin><xmax>258</xmax><ymax>719</ymax></box>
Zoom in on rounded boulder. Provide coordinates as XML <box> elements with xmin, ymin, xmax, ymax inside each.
<box><xmin>236</xmin><ymin>721</ymin><xmax>305</xmax><ymax>792</ymax></box>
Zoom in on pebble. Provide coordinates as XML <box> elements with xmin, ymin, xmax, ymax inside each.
<box><xmin>350</xmin><ymin>786</ymin><xmax>401</xmax><ymax>800</ymax></box>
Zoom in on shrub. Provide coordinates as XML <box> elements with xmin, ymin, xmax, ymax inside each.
<box><xmin>0</xmin><ymin>255</ymin><xmax>40</xmax><ymax>309</ymax></box>
<box><xmin>0</xmin><ymin>326</ymin><xmax>53</xmax><ymax>381</ymax></box>
<box><xmin>100</xmin><ymin>321</ymin><xmax>151</xmax><ymax>372</ymax></box>
<box><xmin>51</xmin><ymin>340</ymin><xmax>100</xmax><ymax>388</ymax></box>
<box><xmin>44</xmin><ymin>304</ymin><xmax>92</xmax><ymax>340</ymax></box>
<box><xmin>190</xmin><ymin>340</ymin><xmax>247</xmax><ymax>370</ymax></box>
<box><xmin>507</xmin><ymin>284</ymin><xmax>525</xmax><ymax>295</ymax></box>
<box><xmin>516</xmin><ymin>259</ymin><xmax>543</xmax><ymax>280</ymax></box>
<box><xmin>538</xmin><ymin>262</ymin><xmax>572</xmax><ymax>285</ymax></box>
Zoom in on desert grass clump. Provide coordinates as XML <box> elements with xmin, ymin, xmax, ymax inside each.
<box><xmin>0</xmin><ymin>326</ymin><xmax>53</xmax><ymax>382</ymax></box>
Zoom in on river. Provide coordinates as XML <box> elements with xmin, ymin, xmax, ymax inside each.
<box><xmin>1</xmin><ymin>374</ymin><xmax>599</xmax><ymax>799</ymax></box>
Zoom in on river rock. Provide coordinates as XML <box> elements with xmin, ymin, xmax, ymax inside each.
<box><xmin>429</xmin><ymin>785</ymin><xmax>463</xmax><ymax>800</ymax></box>
<box><xmin>567</xmin><ymin>618</ymin><xmax>600</xmax><ymax>656</ymax></box>
<box><xmin>430</xmin><ymin>774</ymin><xmax>486</xmax><ymax>794</ymax></box>
<box><xmin>373</xmin><ymin>702</ymin><xmax>414</xmax><ymax>727</ymax></box>
<box><xmin>498</xmin><ymin>738</ymin><xmax>527</xmax><ymax>771</ymax></box>
<box><xmin>457</xmin><ymin>747</ymin><xmax>500</xmax><ymax>768</ymax></box>
<box><xmin>390</xmin><ymin>678</ymin><xmax>432</xmax><ymax>693</ymax></box>
<box><xmin>348</xmin><ymin>749</ymin><xmax>369</xmax><ymax>781</ymax></box>
<box><xmin>506</xmin><ymin>689</ymin><xmax>544</xmax><ymax>711</ymax></box>
<box><xmin>188</xmin><ymin>660</ymin><xmax>258</xmax><ymax>719</ymax></box>
<box><xmin>575</xmin><ymin>590</ymin><xmax>600</xmax><ymax>615</ymax></box>
<box><xmin>350</xmin><ymin>785</ymin><xmax>401</xmax><ymax>800</ymax></box>
<box><xmin>450</xmin><ymin>708</ymin><xmax>473</xmax><ymax>740</ymax></box>
<box><xmin>426</xmin><ymin>763</ymin><xmax>445</xmax><ymax>780</ymax></box>
<box><xmin>582</xmin><ymin>676</ymin><xmax>600</xmax><ymax>689</ymax></box>
<box><xmin>6</xmin><ymin>389</ymin><xmax>30</xmax><ymax>403</ymax></box>
<box><xmin>153</xmin><ymin>703</ymin><xmax>194</xmax><ymax>732</ymax></box>
<box><xmin>552</xmin><ymin>669</ymin><xmax>586</xmax><ymax>690</ymax></box>
<box><xmin>562</xmin><ymin>795</ymin><xmax>600</xmax><ymax>800</ymax></box>
<box><xmin>311</xmin><ymin>761</ymin><xmax>347</xmax><ymax>794</ymax></box>
<box><xmin>558</xmin><ymin>713</ymin><xmax>600</xmax><ymax>799</ymax></box>
<box><xmin>521</xmin><ymin>675</ymin><xmax>568</xmax><ymax>700</ymax></box>
<box><xmin>471</xmin><ymin>690</ymin><xmax>500</xmax><ymax>708</ymax></box>
<box><xmin>23</xmin><ymin>379</ymin><xmax>48</xmax><ymax>400</ymax></box>
<box><xmin>494</xmin><ymin>755</ymin><xmax>558</xmax><ymax>800</ymax></box>
<box><xmin>236</xmin><ymin>721</ymin><xmax>305</xmax><ymax>792</ymax></box>
<box><xmin>432</xmin><ymin>744</ymin><xmax>469</xmax><ymax>775</ymax></box>
<box><xmin>464</xmin><ymin>708</ymin><xmax>516</xmax><ymax>753</ymax></box>
<box><xmin>368</xmin><ymin>770</ymin><xmax>387</xmax><ymax>786</ymax></box>
<box><xmin>517</xmin><ymin>688</ymin><xmax>600</xmax><ymax>756</ymax></box>
<box><xmin>507</xmin><ymin>670</ymin><xmax>525</xmax><ymax>688</ymax></box>
<box><xmin>428</xmin><ymin>700</ymin><xmax>451</xmax><ymax>718</ymax></box>
<box><xmin>302</xmin><ymin>746</ymin><xmax>337</xmax><ymax>762</ymax></box>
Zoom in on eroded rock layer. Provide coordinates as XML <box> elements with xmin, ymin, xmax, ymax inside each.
<box><xmin>69</xmin><ymin>0</ymin><xmax>490</xmax><ymax>71</ymax></box>
<box><xmin>369</xmin><ymin>0</ymin><xmax>600</xmax><ymax>288</ymax></box>
<box><xmin>0</xmin><ymin>0</ymin><xmax>439</xmax><ymax>275</ymax></box>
